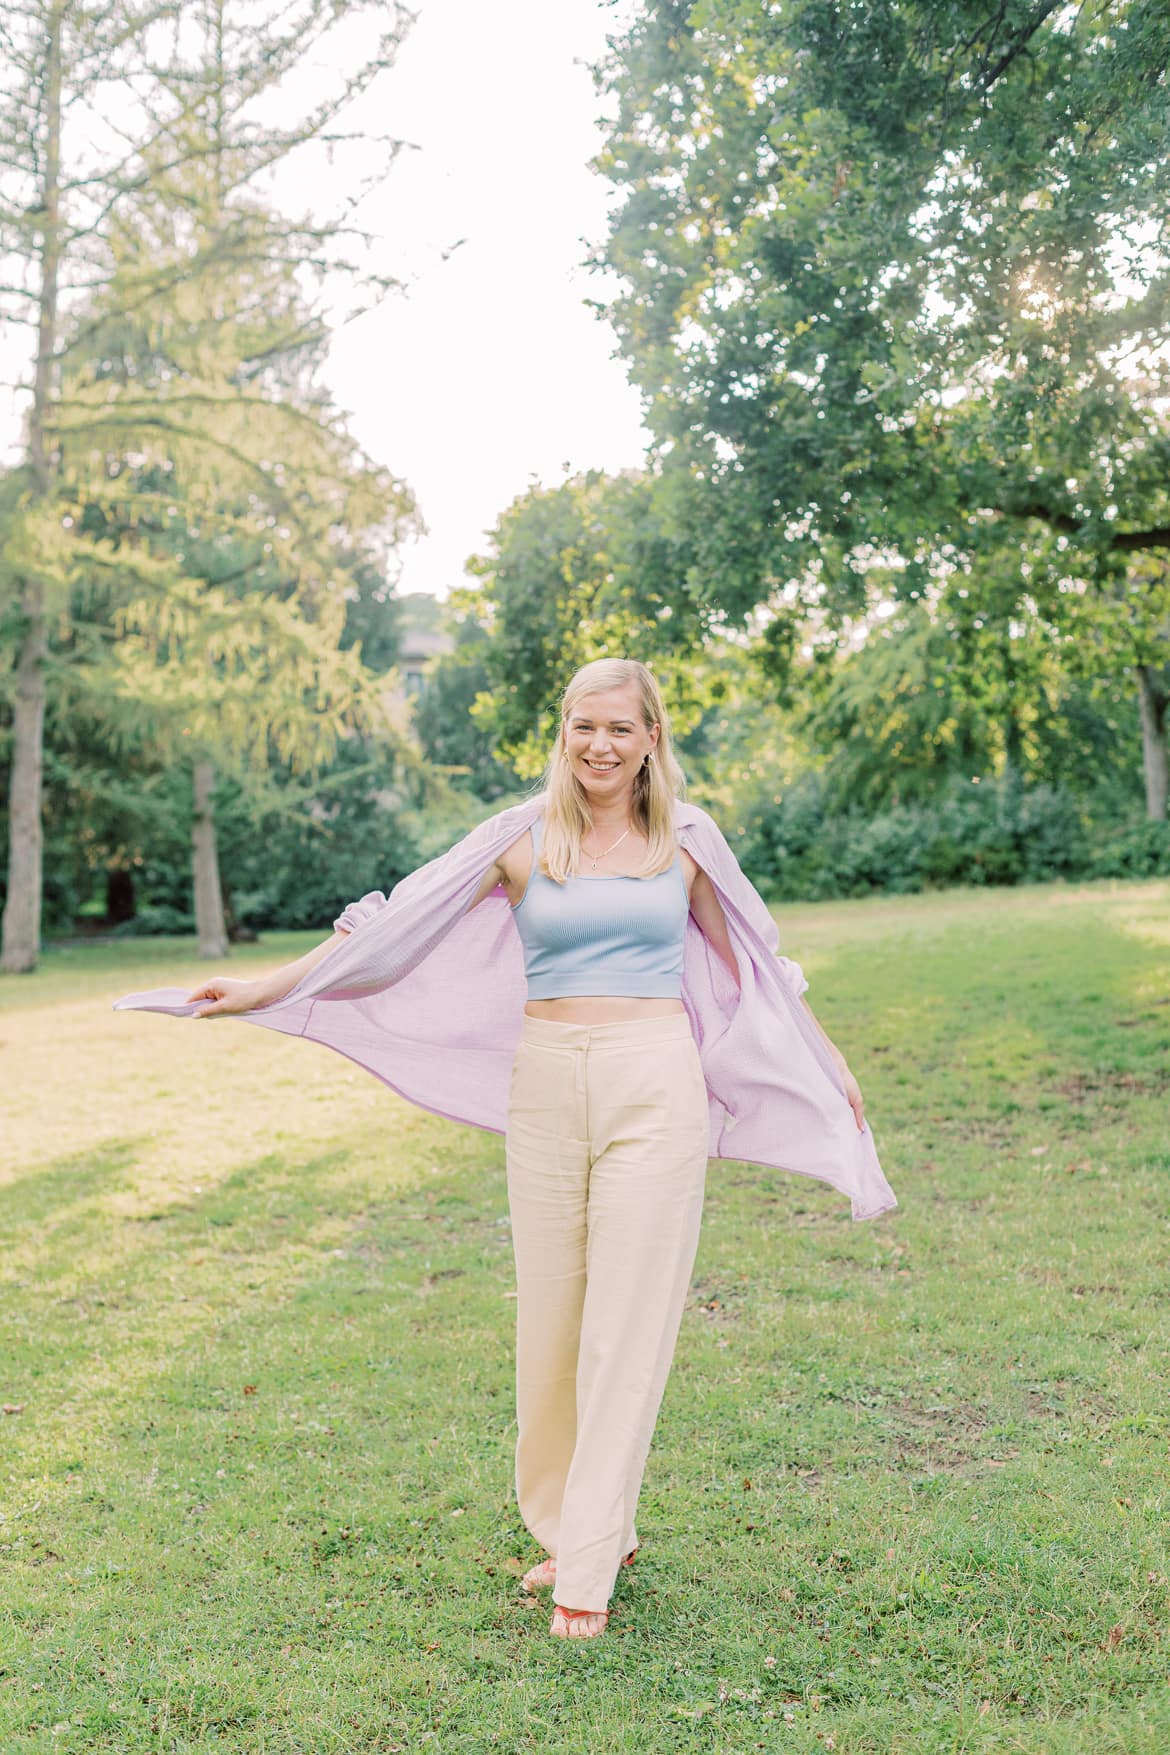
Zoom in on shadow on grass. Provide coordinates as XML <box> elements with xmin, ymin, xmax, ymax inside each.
<box><xmin>0</xmin><ymin>1137</ymin><xmax>145</xmax><ymax>1218</ymax></box>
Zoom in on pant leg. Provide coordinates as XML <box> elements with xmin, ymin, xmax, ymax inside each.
<box><xmin>504</xmin><ymin>1035</ymin><xmax>590</xmax><ymax>1556</ymax></box>
<box><xmin>552</xmin><ymin>1024</ymin><xmax>710</xmax><ymax>1613</ymax></box>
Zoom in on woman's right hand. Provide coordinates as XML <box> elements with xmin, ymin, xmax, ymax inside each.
<box><xmin>186</xmin><ymin>977</ymin><xmax>271</xmax><ymax>1018</ymax></box>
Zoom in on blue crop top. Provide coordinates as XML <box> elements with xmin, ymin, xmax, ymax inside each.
<box><xmin>510</xmin><ymin>813</ymin><xmax>689</xmax><ymax>1000</ymax></box>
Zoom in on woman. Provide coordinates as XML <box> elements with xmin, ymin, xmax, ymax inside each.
<box><xmin>115</xmin><ymin>657</ymin><xmax>895</xmax><ymax>1642</ymax></box>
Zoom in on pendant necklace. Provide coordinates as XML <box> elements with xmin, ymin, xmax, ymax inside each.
<box><xmin>582</xmin><ymin>825</ymin><xmax>632</xmax><ymax>871</ymax></box>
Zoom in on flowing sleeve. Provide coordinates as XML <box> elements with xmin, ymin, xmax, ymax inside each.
<box><xmin>776</xmin><ymin>954</ymin><xmax>809</xmax><ymax>999</ymax></box>
<box><xmin>333</xmin><ymin>891</ymin><xmax>388</xmax><ymax>934</ymax></box>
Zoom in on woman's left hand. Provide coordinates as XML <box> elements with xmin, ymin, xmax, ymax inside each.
<box><xmin>833</xmin><ymin>1057</ymin><xmax>866</xmax><ymax>1132</ymax></box>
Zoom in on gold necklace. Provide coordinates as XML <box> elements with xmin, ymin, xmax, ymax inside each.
<box><xmin>581</xmin><ymin>825</ymin><xmax>632</xmax><ymax>871</ymax></box>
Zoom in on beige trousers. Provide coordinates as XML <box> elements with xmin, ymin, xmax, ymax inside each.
<box><xmin>504</xmin><ymin>1010</ymin><xmax>710</xmax><ymax>1613</ymax></box>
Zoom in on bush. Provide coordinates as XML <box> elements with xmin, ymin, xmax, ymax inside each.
<box><xmin>108</xmin><ymin>904</ymin><xmax>195</xmax><ymax>937</ymax></box>
<box><xmin>1082</xmin><ymin>818</ymin><xmax>1170</xmax><ymax>879</ymax></box>
<box><xmin>734</xmin><ymin>773</ymin><xmax>1144</xmax><ymax>901</ymax></box>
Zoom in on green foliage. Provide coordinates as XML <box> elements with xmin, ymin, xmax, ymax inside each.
<box><xmin>337</xmin><ymin>557</ymin><xmax>406</xmax><ymax>674</ymax></box>
<box><xmin>1</xmin><ymin>687</ymin><xmax>461</xmax><ymax>936</ymax></box>
<box><xmin>210</xmin><ymin>748</ymin><xmax>424</xmax><ymax>934</ymax></box>
<box><xmin>463</xmin><ymin>469</ymin><xmax>712</xmax><ymax>771</ymax></box>
<box><xmin>1082</xmin><ymin>815</ymin><xmax>1170</xmax><ymax>880</ymax></box>
<box><xmin>590</xmin><ymin>0</ymin><xmax>1170</xmax><ymax>736</ymax></box>
<box><xmin>41</xmin><ymin>745</ymin><xmax>425</xmax><ymax>940</ymax></box>
<box><xmin>796</xmin><ymin>596</ymin><xmax>1138</xmax><ymax>811</ymax></box>
<box><xmin>409</xmin><ymin>601</ymin><xmax>524</xmax><ymax>800</ymax></box>
<box><xmin>736</xmin><ymin>772</ymin><xmax>1167</xmax><ymax>901</ymax></box>
<box><xmin>55</xmin><ymin>160</ymin><xmax>420</xmax><ymax>779</ymax></box>
<box><xmin>0</xmin><ymin>0</ymin><xmax>427</xmax><ymax>963</ymax></box>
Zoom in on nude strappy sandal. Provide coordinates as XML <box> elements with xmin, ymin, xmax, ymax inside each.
<box><xmin>550</xmin><ymin>1604</ymin><xmax>609</xmax><ymax>1635</ymax></box>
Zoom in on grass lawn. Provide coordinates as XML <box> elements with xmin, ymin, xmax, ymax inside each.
<box><xmin>1</xmin><ymin>879</ymin><xmax>1168</xmax><ymax>1754</ymax></box>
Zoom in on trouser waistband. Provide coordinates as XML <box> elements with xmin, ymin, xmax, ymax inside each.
<box><xmin>517</xmin><ymin>1011</ymin><xmax>695</xmax><ymax>1051</ymax></box>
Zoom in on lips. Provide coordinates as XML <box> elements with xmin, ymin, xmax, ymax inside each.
<box><xmin>584</xmin><ymin>760</ymin><xmax>618</xmax><ymax>772</ymax></box>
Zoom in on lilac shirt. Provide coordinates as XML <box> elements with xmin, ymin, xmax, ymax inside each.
<box><xmin>113</xmin><ymin>792</ymin><xmax>898</xmax><ymax>1222</ymax></box>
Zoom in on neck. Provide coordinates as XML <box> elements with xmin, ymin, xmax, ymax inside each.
<box><xmin>584</xmin><ymin>791</ymin><xmax>637</xmax><ymax>833</ymax></box>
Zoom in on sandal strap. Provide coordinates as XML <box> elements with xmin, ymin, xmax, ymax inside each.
<box><xmin>553</xmin><ymin>1604</ymin><xmax>609</xmax><ymax>1621</ymax></box>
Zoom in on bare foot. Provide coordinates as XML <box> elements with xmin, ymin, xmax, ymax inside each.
<box><xmin>550</xmin><ymin>1604</ymin><xmax>608</xmax><ymax>1639</ymax></box>
<box><xmin>521</xmin><ymin>1555</ymin><xmax>557</xmax><ymax>1592</ymax></box>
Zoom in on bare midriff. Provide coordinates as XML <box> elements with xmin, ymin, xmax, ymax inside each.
<box><xmin>523</xmin><ymin>996</ymin><xmax>686</xmax><ymax>1023</ymax></box>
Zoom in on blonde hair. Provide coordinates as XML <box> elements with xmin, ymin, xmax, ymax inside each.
<box><xmin>536</xmin><ymin>658</ymin><xmax>687</xmax><ymax>883</ymax></box>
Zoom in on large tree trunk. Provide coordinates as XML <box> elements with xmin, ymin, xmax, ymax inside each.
<box><xmin>1</xmin><ymin>5</ymin><xmax>62</xmax><ymax>975</ymax></box>
<box><xmin>1136</xmin><ymin>665</ymin><xmax>1169</xmax><ymax>822</ymax></box>
<box><xmin>0</xmin><ymin>582</ymin><xmax>48</xmax><ymax>972</ymax></box>
<box><xmin>192</xmin><ymin>759</ymin><xmax>229</xmax><ymax>958</ymax></box>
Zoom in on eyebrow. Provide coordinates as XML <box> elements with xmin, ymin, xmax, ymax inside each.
<box><xmin>570</xmin><ymin>717</ymin><xmax>636</xmax><ymax>727</ymax></box>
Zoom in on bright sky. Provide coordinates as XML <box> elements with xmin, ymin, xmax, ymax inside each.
<box><xmin>313</xmin><ymin>0</ymin><xmax>653</xmax><ymax>599</ymax></box>
<box><xmin>0</xmin><ymin>0</ymin><xmax>653</xmax><ymax>604</ymax></box>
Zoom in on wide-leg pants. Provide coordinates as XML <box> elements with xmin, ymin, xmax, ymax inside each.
<box><xmin>504</xmin><ymin>1010</ymin><xmax>710</xmax><ymax>1613</ymax></box>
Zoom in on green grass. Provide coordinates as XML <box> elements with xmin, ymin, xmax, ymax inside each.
<box><xmin>2</xmin><ymin>881</ymin><xmax>1168</xmax><ymax>1754</ymax></box>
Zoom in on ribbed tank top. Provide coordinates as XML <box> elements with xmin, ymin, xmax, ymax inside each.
<box><xmin>510</xmin><ymin>813</ymin><xmax>689</xmax><ymax>1000</ymax></box>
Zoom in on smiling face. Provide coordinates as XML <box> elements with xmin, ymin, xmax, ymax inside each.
<box><xmin>562</xmin><ymin>683</ymin><xmax>660</xmax><ymax>800</ymax></box>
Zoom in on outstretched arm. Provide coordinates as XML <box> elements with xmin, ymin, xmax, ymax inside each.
<box><xmin>187</xmin><ymin>929</ymin><xmax>349</xmax><ymax>1017</ymax></box>
<box><xmin>190</xmin><ymin>845</ymin><xmax>514</xmax><ymax>1020</ymax></box>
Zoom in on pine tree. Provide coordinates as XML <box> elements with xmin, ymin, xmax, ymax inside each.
<box><xmin>1</xmin><ymin>0</ymin><xmax>414</xmax><ymax>969</ymax></box>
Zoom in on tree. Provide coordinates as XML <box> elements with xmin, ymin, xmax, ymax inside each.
<box><xmin>411</xmin><ymin>604</ymin><xmax>523</xmax><ymax>802</ymax></box>
<box><xmin>0</xmin><ymin>0</ymin><xmax>414</xmax><ymax>970</ymax></box>
<box><xmin>793</xmin><ymin>592</ymin><xmax>1130</xmax><ymax>812</ymax></box>
<box><xmin>460</xmin><ymin>467</ymin><xmax>713</xmax><ymax>771</ymax></box>
<box><xmin>590</xmin><ymin>0</ymin><xmax>1170</xmax><ymax>809</ymax></box>
<box><xmin>60</xmin><ymin>160</ymin><xmax>419</xmax><ymax>952</ymax></box>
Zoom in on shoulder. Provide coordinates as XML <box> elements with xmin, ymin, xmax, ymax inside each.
<box><xmin>671</xmin><ymin>798</ymin><xmax>725</xmax><ymax>842</ymax></box>
<box><xmin>456</xmin><ymin>795</ymin><xmax>545</xmax><ymax>907</ymax></box>
<box><xmin>503</xmin><ymin>789</ymin><xmax>547</xmax><ymax>828</ymax></box>
<box><xmin>471</xmin><ymin>792</ymin><xmax>545</xmax><ymax>878</ymax></box>
<box><xmin>671</xmin><ymin>797</ymin><xmax>704</xmax><ymax>824</ymax></box>
<box><xmin>468</xmin><ymin>791</ymin><xmax>546</xmax><ymax>845</ymax></box>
